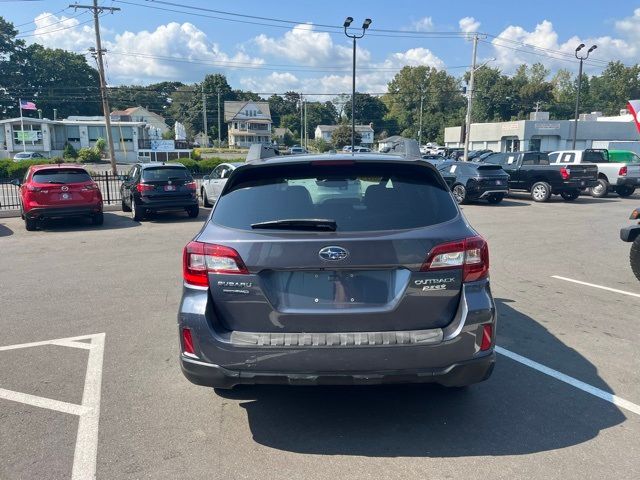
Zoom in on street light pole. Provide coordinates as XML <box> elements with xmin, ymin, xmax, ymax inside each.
<box><xmin>344</xmin><ymin>17</ymin><xmax>371</xmax><ymax>155</ymax></box>
<box><xmin>418</xmin><ymin>94</ymin><xmax>424</xmax><ymax>145</ymax></box>
<box><xmin>572</xmin><ymin>43</ymin><xmax>597</xmax><ymax>150</ymax></box>
<box><xmin>463</xmin><ymin>33</ymin><xmax>478</xmax><ymax>162</ymax></box>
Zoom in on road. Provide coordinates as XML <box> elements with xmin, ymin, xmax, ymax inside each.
<box><xmin>1</xmin><ymin>193</ymin><xmax>639</xmax><ymax>480</ymax></box>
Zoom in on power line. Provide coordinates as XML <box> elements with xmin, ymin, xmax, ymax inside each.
<box><xmin>16</xmin><ymin>9</ymin><xmax>87</xmax><ymax>36</ymax></box>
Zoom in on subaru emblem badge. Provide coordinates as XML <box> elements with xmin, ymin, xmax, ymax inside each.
<box><xmin>319</xmin><ymin>246</ymin><xmax>349</xmax><ymax>261</ymax></box>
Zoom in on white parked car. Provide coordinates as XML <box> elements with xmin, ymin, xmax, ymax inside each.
<box><xmin>13</xmin><ymin>152</ymin><xmax>46</xmax><ymax>161</ymax></box>
<box><xmin>200</xmin><ymin>162</ymin><xmax>244</xmax><ymax>207</ymax></box>
<box><xmin>550</xmin><ymin>149</ymin><xmax>640</xmax><ymax>198</ymax></box>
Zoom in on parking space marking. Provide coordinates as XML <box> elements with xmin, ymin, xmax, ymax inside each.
<box><xmin>0</xmin><ymin>333</ymin><xmax>105</xmax><ymax>480</ymax></box>
<box><xmin>496</xmin><ymin>346</ymin><xmax>640</xmax><ymax>416</ymax></box>
<box><xmin>552</xmin><ymin>275</ymin><xmax>640</xmax><ymax>299</ymax></box>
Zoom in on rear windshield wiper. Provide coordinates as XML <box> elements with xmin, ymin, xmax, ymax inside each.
<box><xmin>44</xmin><ymin>181</ymin><xmax>66</xmax><ymax>184</ymax></box>
<box><xmin>251</xmin><ymin>219</ymin><xmax>337</xmax><ymax>231</ymax></box>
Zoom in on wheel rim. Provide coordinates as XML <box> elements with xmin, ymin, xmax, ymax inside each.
<box><xmin>453</xmin><ymin>186</ymin><xmax>465</xmax><ymax>203</ymax></box>
<box><xmin>533</xmin><ymin>185</ymin><xmax>546</xmax><ymax>200</ymax></box>
<box><xmin>593</xmin><ymin>182</ymin><xmax>605</xmax><ymax>196</ymax></box>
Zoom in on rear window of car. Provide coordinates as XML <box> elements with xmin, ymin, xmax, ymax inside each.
<box><xmin>32</xmin><ymin>168</ymin><xmax>91</xmax><ymax>184</ymax></box>
<box><xmin>212</xmin><ymin>162</ymin><xmax>458</xmax><ymax>232</ymax></box>
<box><xmin>15</xmin><ymin>153</ymin><xmax>30</xmax><ymax>159</ymax></box>
<box><xmin>141</xmin><ymin>166</ymin><xmax>191</xmax><ymax>182</ymax></box>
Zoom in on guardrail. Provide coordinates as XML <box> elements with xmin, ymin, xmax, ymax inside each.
<box><xmin>0</xmin><ymin>171</ymin><xmax>204</xmax><ymax>211</ymax></box>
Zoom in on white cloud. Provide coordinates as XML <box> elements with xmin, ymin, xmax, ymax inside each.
<box><xmin>459</xmin><ymin>17</ymin><xmax>480</xmax><ymax>34</ymax></box>
<box><xmin>410</xmin><ymin>17</ymin><xmax>434</xmax><ymax>32</ymax></box>
<box><xmin>491</xmin><ymin>10</ymin><xmax>640</xmax><ymax>73</ymax></box>
<box><xmin>31</xmin><ymin>14</ymin><xmax>264</xmax><ymax>84</ymax></box>
<box><xmin>253</xmin><ymin>23</ymin><xmax>370</xmax><ymax>67</ymax></box>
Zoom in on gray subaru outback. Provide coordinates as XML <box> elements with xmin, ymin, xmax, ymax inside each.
<box><xmin>178</xmin><ymin>151</ymin><xmax>496</xmax><ymax>390</ymax></box>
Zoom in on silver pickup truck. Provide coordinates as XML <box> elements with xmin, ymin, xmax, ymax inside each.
<box><xmin>550</xmin><ymin>149</ymin><xmax>640</xmax><ymax>198</ymax></box>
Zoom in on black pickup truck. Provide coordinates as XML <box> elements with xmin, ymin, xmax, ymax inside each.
<box><xmin>479</xmin><ymin>151</ymin><xmax>598</xmax><ymax>202</ymax></box>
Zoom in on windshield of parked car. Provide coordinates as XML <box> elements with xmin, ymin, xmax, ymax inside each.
<box><xmin>32</xmin><ymin>168</ymin><xmax>91</xmax><ymax>183</ymax></box>
<box><xmin>141</xmin><ymin>167</ymin><xmax>192</xmax><ymax>182</ymax></box>
<box><xmin>212</xmin><ymin>162</ymin><xmax>457</xmax><ymax>232</ymax></box>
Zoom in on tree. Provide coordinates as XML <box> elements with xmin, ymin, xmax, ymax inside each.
<box><xmin>331</xmin><ymin>123</ymin><xmax>361</xmax><ymax>149</ymax></box>
<box><xmin>549</xmin><ymin>69</ymin><xmax>576</xmax><ymax>119</ymax></box>
<box><xmin>343</xmin><ymin>93</ymin><xmax>388</xmax><ymax>133</ymax></box>
<box><xmin>109</xmin><ymin>81</ymin><xmax>184</xmax><ymax>117</ymax></box>
<box><xmin>280</xmin><ymin>113</ymin><xmax>301</xmax><ymax>138</ymax></box>
<box><xmin>590</xmin><ymin>61</ymin><xmax>640</xmax><ymax>115</ymax></box>
<box><xmin>305</xmin><ymin>101</ymin><xmax>338</xmax><ymax>130</ymax></box>
<box><xmin>268</xmin><ymin>92</ymin><xmax>301</xmax><ymax>127</ymax></box>
<box><xmin>383</xmin><ymin>66</ymin><xmax>465</xmax><ymax>143</ymax></box>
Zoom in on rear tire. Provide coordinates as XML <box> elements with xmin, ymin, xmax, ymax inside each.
<box><xmin>590</xmin><ymin>178</ymin><xmax>609</xmax><ymax>198</ymax></box>
<box><xmin>24</xmin><ymin>216</ymin><xmax>37</xmax><ymax>231</ymax></box>
<box><xmin>121</xmin><ymin>197</ymin><xmax>131</xmax><ymax>212</ymax></box>
<box><xmin>531</xmin><ymin>182</ymin><xmax>551</xmax><ymax>202</ymax></box>
<box><xmin>616</xmin><ymin>185</ymin><xmax>635</xmax><ymax>198</ymax></box>
<box><xmin>452</xmin><ymin>184</ymin><xmax>467</xmax><ymax>204</ymax></box>
<box><xmin>202</xmin><ymin>189</ymin><xmax>212</xmax><ymax>208</ymax></box>
<box><xmin>131</xmin><ymin>197</ymin><xmax>143</xmax><ymax>221</ymax></box>
<box><xmin>631</xmin><ymin>236</ymin><xmax>640</xmax><ymax>281</ymax></box>
<box><xmin>486</xmin><ymin>193</ymin><xmax>504</xmax><ymax>204</ymax></box>
<box><xmin>560</xmin><ymin>190</ymin><xmax>580</xmax><ymax>201</ymax></box>
<box><xmin>91</xmin><ymin>212</ymin><xmax>104</xmax><ymax>225</ymax></box>
<box><xmin>187</xmin><ymin>205</ymin><xmax>199</xmax><ymax>218</ymax></box>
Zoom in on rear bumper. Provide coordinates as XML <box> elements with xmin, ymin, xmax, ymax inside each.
<box><xmin>25</xmin><ymin>204</ymin><xmax>102</xmax><ymax>219</ymax></box>
<box><xmin>553</xmin><ymin>179</ymin><xmax>596</xmax><ymax>192</ymax></box>
<box><xmin>616</xmin><ymin>177</ymin><xmax>640</xmax><ymax>187</ymax></box>
<box><xmin>137</xmin><ymin>197</ymin><xmax>198</xmax><ymax>211</ymax></box>
<box><xmin>181</xmin><ymin>351</ymin><xmax>495</xmax><ymax>388</ymax></box>
<box><xmin>177</xmin><ymin>281</ymin><xmax>497</xmax><ymax>388</ymax></box>
<box><xmin>477</xmin><ymin>189</ymin><xmax>509</xmax><ymax>199</ymax></box>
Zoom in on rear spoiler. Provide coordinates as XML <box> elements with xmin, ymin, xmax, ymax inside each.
<box><xmin>246</xmin><ymin>143</ymin><xmax>280</xmax><ymax>162</ymax></box>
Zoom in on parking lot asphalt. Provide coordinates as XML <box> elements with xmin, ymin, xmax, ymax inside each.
<box><xmin>1</xmin><ymin>194</ymin><xmax>639</xmax><ymax>480</ymax></box>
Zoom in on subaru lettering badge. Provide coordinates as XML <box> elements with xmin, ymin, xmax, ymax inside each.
<box><xmin>319</xmin><ymin>246</ymin><xmax>349</xmax><ymax>261</ymax></box>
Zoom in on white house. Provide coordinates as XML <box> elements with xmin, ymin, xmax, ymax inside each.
<box><xmin>225</xmin><ymin>101</ymin><xmax>272</xmax><ymax>148</ymax></box>
<box><xmin>110</xmin><ymin>106</ymin><xmax>169</xmax><ymax>135</ymax></box>
<box><xmin>314</xmin><ymin>124</ymin><xmax>374</xmax><ymax>146</ymax></box>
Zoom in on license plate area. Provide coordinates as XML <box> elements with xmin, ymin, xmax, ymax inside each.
<box><xmin>59</xmin><ymin>193</ymin><xmax>72</xmax><ymax>200</ymax></box>
<box><xmin>259</xmin><ymin>269</ymin><xmax>405</xmax><ymax>311</ymax></box>
<box><xmin>164</xmin><ymin>185</ymin><xmax>176</xmax><ymax>191</ymax></box>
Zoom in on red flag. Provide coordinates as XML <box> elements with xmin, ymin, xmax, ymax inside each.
<box><xmin>627</xmin><ymin>100</ymin><xmax>640</xmax><ymax>135</ymax></box>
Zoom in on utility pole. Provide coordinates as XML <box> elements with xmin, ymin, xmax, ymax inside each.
<box><xmin>201</xmin><ymin>83</ymin><xmax>208</xmax><ymax>147</ymax></box>
<box><xmin>304</xmin><ymin>100</ymin><xmax>308</xmax><ymax>150</ymax></box>
<box><xmin>217</xmin><ymin>91</ymin><xmax>221</xmax><ymax>146</ymax></box>
<box><xmin>299</xmin><ymin>93</ymin><xmax>304</xmax><ymax>146</ymax></box>
<box><xmin>71</xmin><ymin>1</ymin><xmax>120</xmax><ymax>174</ymax></box>
<box><xmin>418</xmin><ymin>94</ymin><xmax>424</xmax><ymax>145</ymax></box>
<box><xmin>463</xmin><ymin>33</ymin><xmax>478</xmax><ymax>162</ymax></box>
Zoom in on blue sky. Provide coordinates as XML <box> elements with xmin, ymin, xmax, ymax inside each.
<box><xmin>4</xmin><ymin>0</ymin><xmax>640</xmax><ymax>94</ymax></box>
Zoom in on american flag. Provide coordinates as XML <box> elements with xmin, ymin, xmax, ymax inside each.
<box><xmin>20</xmin><ymin>99</ymin><xmax>36</xmax><ymax>111</ymax></box>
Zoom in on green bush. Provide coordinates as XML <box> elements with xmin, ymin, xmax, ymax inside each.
<box><xmin>169</xmin><ymin>157</ymin><xmax>199</xmax><ymax>173</ymax></box>
<box><xmin>77</xmin><ymin>147</ymin><xmax>101</xmax><ymax>163</ymax></box>
<box><xmin>63</xmin><ymin>142</ymin><xmax>77</xmax><ymax>159</ymax></box>
<box><xmin>95</xmin><ymin>138</ymin><xmax>106</xmax><ymax>155</ymax></box>
<box><xmin>0</xmin><ymin>159</ymin><xmax>13</xmax><ymax>178</ymax></box>
<box><xmin>2</xmin><ymin>159</ymin><xmax>54</xmax><ymax>179</ymax></box>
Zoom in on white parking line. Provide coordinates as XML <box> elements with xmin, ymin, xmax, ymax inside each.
<box><xmin>0</xmin><ymin>333</ymin><xmax>105</xmax><ymax>480</ymax></box>
<box><xmin>496</xmin><ymin>346</ymin><xmax>640</xmax><ymax>416</ymax></box>
<box><xmin>552</xmin><ymin>275</ymin><xmax>640</xmax><ymax>299</ymax></box>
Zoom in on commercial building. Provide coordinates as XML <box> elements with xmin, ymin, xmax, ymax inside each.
<box><xmin>225</xmin><ymin>101</ymin><xmax>272</xmax><ymax>148</ymax></box>
<box><xmin>444</xmin><ymin>111</ymin><xmax>640</xmax><ymax>153</ymax></box>
<box><xmin>0</xmin><ymin>116</ymin><xmax>190</xmax><ymax>163</ymax></box>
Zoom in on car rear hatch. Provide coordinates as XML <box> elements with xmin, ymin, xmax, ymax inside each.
<box><xmin>140</xmin><ymin>166</ymin><xmax>195</xmax><ymax>201</ymax></box>
<box><xmin>623</xmin><ymin>163</ymin><xmax>640</xmax><ymax>180</ymax></box>
<box><xmin>474</xmin><ymin>164</ymin><xmax>509</xmax><ymax>188</ymax></box>
<box><xmin>30</xmin><ymin>168</ymin><xmax>98</xmax><ymax>206</ymax></box>
<box><xmin>192</xmin><ymin>160</ymin><xmax>482</xmax><ymax>334</ymax></box>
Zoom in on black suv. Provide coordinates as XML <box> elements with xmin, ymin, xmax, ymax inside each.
<box><xmin>432</xmin><ymin>160</ymin><xmax>509</xmax><ymax>204</ymax></box>
<box><xmin>120</xmin><ymin>163</ymin><xmax>199</xmax><ymax>220</ymax></box>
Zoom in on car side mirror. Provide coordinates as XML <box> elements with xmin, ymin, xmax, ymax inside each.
<box><xmin>203</xmin><ymin>175</ymin><xmax>209</xmax><ymax>180</ymax></box>
<box><xmin>10</xmin><ymin>178</ymin><xmax>21</xmax><ymax>186</ymax></box>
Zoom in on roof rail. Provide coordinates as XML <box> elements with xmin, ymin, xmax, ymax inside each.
<box><xmin>246</xmin><ymin>143</ymin><xmax>280</xmax><ymax>162</ymax></box>
<box><xmin>379</xmin><ymin>137</ymin><xmax>421</xmax><ymax>159</ymax></box>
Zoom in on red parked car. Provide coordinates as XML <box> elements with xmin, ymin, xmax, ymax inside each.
<box><xmin>15</xmin><ymin>164</ymin><xmax>103</xmax><ymax>231</ymax></box>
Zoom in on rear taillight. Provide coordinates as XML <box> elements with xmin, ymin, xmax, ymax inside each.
<box><xmin>183</xmin><ymin>241</ymin><xmax>249</xmax><ymax>287</ymax></box>
<box><xmin>181</xmin><ymin>327</ymin><xmax>195</xmax><ymax>356</ymax></box>
<box><xmin>81</xmin><ymin>183</ymin><xmax>99</xmax><ymax>191</ymax></box>
<box><xmin>26</xmin><ymin>185</ymin><xmax>41</xmax><ymax>192</ymax></box>
<box><xmin>480</xmin><ymin>324</ymin><xmax>493</xmax><ymax>351</ymax></box>
<box><xmin>421</xmin><ymin>236</ymin><xmax>489</xmax><ymax>282</ymax></box>
<box><xmin>136</xmin><ymin>183</ymin><xmax>154</xmax><ymax>192</ymax></box>
<box><xmin>619</xmin><ymin>165</ymin><xmax>628</xmax><ymax>176</ymax></box>
<box><xmin>186</xmin><ymin>181</ymin><xmax>197</xmax><ymax>191</ymax></box>
<box><xmin>560</xmin><ymin>167</ymin><xmax>570</xmax><ymax>180</ymax></box>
